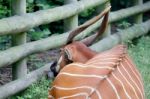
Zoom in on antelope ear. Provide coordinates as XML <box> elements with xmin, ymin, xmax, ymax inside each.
<box><xmin>64</xmin><ymin>49</ymin><xmax>72</xmax><ymax>60</ymax></box>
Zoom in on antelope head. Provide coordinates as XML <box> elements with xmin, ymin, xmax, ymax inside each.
<box><xmin>48</xmin><ymin>6</ymin><xmax>111</xmax><ymax>78</ymax></box>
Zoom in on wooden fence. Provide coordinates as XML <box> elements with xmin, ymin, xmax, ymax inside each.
<box><xmin>0</xmin><ymin>0</ymin><xmax>150</xmax><ymax>98</ymax></box>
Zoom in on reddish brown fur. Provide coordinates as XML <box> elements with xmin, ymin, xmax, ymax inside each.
<box><xmin>59</xmin><ymin>42</ymin><xmax>97</xmax><ymax>69</ymax></box>
<box><xmin>48</xmin><ymin>5</ymin><xmax>144</xmax><ymax>99</ymax></box>
<box><xmin>49</xmin><ymin>45</ymin><xmax>145</xmax><ymax>99</ymax></box>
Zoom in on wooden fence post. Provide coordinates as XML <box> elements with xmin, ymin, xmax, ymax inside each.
<box><xmin>96</xmin><ymin>2</ymin><xmax>111</xmax><ymax>37</ymax></box>
<box><xmin>11</xmin><ymin>0</ymin><xmax>27</xmax><ymax>79</ymax></box>
<box><xmin>133</xmin><ymin>0</ymin><xmax>143</xmax><ymax>23</ymax></box>
<box><xmin>64</xmin><ymin>0</ymin><xmax>78</xmax><ymax>32</ymax></box>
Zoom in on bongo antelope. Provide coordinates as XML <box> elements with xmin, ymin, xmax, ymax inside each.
<box><xmin>48</xmin><ymin>6</ymin><xmax>145</xmax><ymax>99</ymax></box>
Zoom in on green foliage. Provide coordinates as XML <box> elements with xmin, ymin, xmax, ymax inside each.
<box><xmin>11</xmin><ymin>77</ymin><xmax>52</xmax><ymax>99</ymax></box>
<box><xmin>0</xmin><ymin>36</ymin><xmax>11</xmax><ymax>50</ymax></box>
<box><xmin>80</xmin><ymin>8</ymin><xmax>95</xmax><ymax>17</ymax></box>
<box><xmin>0</xmin><ymin>0</ymin><xmax>10</xmax><ymax>18</ymax></box>
<box><xmin>0</xmin><ymin>0</ymin><xmax>64</xmax><ymax>49</ymax></box>
<box><xmin>111</xmin><ymin>0</ymin><xmax>133</xmax><ymax>11</ymax></box>
<box><xmin>79</xmin><ymin>8</ymin><xmax>96</xmax><ymax>24</ymax></box>
<box><xmin>26</xmin><ymin>0</ymin><xmax>63</xmax><ymax>12</ymax></box>
<box><xmin>116</xmin><ymin>21</ymin><xmax>131</xmax><ymax>32</ymax></box>
<box><xmin>111</xmin><ymin>0</ymin><xmax>150</xmax><ymax>11</ymax></box>
<box><xmin>26</xmin><ymin>0</ymin><xmax>64</xmax><ymax>39</ymax></box>
<box><xmin>118</xmin><ymin>21</ymin><xmax>131</xmax><ymax>29</ymax></box>
<box><xmin>26</xmin><ymin>0</ymin><xmax>35</xmax><ymax>12</ymax></box>
<box><xmin>0</xmin><ymin>4</ymin><xmax>9</xmax><ymax>18</ymax></box>
<box><xmin>28</xmin><ymin>28</ymin><xmax>51</xmax><ymax>41</ymax></box>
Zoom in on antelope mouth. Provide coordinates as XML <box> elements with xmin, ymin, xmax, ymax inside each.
<box><xmin>47</xmin><ymin>61</ymin><xmax>59</xmax><ymax>78</ymax></box>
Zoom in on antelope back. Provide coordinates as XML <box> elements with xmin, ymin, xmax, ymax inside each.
<box><xmin>49</xmin><ymin>45</ymin><xmax>145</xmax><ymax>99</ymax></box>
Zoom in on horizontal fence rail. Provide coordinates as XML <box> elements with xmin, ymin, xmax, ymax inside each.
<box><xmin>0</xmin><ymin>2</ymin><xmax>150</xmax><ymax>68</ymax></box>
<box><xmin>0</xmin><ymin>20</ymin><xmax>150</xmax><ymax>98</ymax></box>
<box><xmin>0</xmin><ymin>0</ymin><xmax>108</xmax><ymax>35</ymax></box>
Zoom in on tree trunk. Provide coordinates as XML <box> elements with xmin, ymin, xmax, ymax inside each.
<box><xmin>11</xmin><ymin>0</ymin><xmax>27</xmax><ymax>79</ymax></box>
<box><xmin>64</xmin><ymin>0</ymin><xmax>78</xmax><ymax>32</ymax></box>
<box><xmin>133</xmin><ymin>0</ymin><xmax>143</xmax><ymax>23</ymax></box>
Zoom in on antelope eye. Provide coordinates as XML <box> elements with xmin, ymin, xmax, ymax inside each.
<box><xmin>58</xmin><ymin>49</ymin><xmax>62</xmax><ymax>53</ymax></box>
<box><xmin>64</xmin><ymin>51</ymin><xmax>68</xmax><ymax>59</ymax></box>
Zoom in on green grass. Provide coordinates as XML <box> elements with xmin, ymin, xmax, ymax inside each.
<box><xmin>10</xmin><ymin>77</ymin><xmax>52</xmax><ymax>99</ymax></box>
<box><xmin>128</xmin><ymin>36</ymin><xmax>150</xmax><ymax>99</ymax></box>
<box><xmin>10</xmin><ymin>36</ymin><xmax>150</xmax><ymax>99</ymax></box>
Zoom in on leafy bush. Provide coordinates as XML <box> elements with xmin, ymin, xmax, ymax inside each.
<box><xmin>0</xmin><ymin>36</ymin><xmax>11</xmax><ymax>50</ymax></box>
<box><xmin>26</xmin><ymin>0</ymin><xmax>64</xmax><ymax>39</ymax></box>
<box><xmin>80</xmin><ymin>8</ymin><xmax>95</xmax><ymax>17</ymax></box>
<box><xmin>28</xmin><ymin>28</ymin><xmax>51</xmax><ymax>41</ymax></box>
<box><xmin>111</xmin><ymin>20</ymin><xmax>132</xmax><ymax>33</ymax></box>
<box><xmin>0</xmin><ymin>0</ymin><xmax>10</xmax><ymax>18</ymax></box>
<box><xmin>117</xmin><ymin>21</ymin><xmax>131</xmax><ymax>29</ymax></box>
<box><xmin>27</xmin><ymin>0</ymin><xmax>63</xmax><ymax>12</ymax></box>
